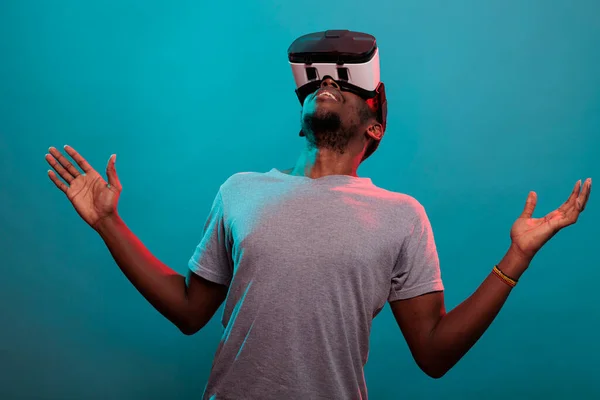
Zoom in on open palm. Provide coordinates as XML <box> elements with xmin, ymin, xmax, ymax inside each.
<box><xmin>510</xmin><ymin>179</ymin><xmax>592</xmax><ymax>260</ymax></box>
<box><xmin>46</xmin><ymin>145</ymin><xmax>122</xmax><ymax>229</ymax></box>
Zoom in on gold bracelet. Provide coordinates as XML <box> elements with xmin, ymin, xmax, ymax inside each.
<box><xmin>492</xmin><ymin>265</ymin><xmax>518</xmax><ymax>287</ymax></box>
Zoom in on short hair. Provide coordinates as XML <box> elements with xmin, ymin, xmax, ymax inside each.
<box><xmin>359</xmin><ymin>98</ymin><xmax>378</xmax><ymax>124</ymax></box>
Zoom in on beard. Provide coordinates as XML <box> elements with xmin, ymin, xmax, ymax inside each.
<box><xmin>301</xmin><ymin>108</ymin><xmax>356</xmax><ymax>154</ymax></box>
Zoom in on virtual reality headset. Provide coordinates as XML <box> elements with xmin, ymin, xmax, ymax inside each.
<box><xmin>288</xmin><ymin>30</ymin><xmax>388</xmax><ymax>155</ymax></box>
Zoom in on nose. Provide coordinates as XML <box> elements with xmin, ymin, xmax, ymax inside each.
<box><xmin>320</xmin><ymin>77</ymin><xmax>340</xmax><ymax>90</ymax></box>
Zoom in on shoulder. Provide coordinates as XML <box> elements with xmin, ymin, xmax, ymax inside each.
<box><xmin>368</xmin><ymin>184</ymin><xmax>428</xmax><ymax>220</ymax></box>
<box><xmin>217</xmin><ymin>169</ymin><xmax>278</xmax><ymax>197</ymax></box>
<box><xmin>220</xmin><ymin>170</ymin><xmax>268</xmax><ymax>187</ymax></box>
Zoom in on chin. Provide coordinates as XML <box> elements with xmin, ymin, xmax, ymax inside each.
<box><xmin>302</xmin><ymin>99</ymin><xmax>345</xmax><ymax>134</ymax></box>
<box><xmin>312</xmin><ymin>103</ymin><xmax>342</xmax><ymax>119</ymax></box>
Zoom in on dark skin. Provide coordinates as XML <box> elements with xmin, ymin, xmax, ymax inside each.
<box><xmin>289</xmin><ymin>78</ymin><xmax>593</xmax><ymax>377</ymax></box>
<box><xmin>45</xmin><ymin>148</ymin><xmax>227</xmax><ymax>335</ymax></box>
<box><xmin>45</xmin><ymin>78</ymin><xmax>592</xmax><ymax>379</ymax></box>
<box><xmin>286</xmin><ymin>78</ymin><xmax>383</xmax><ymax>178</ymax></box>
<box><xmin>393</xmin><ymin>180</ymin><xmax>592</xmax><ymax>377</ymax></box>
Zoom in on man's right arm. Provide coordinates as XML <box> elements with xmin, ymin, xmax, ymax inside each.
<box><xmin>96</xmin><ymin>214</ymin><xmax>228</xmax><ymax>335</ymax></box>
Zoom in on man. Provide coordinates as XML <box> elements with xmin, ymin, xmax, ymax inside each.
<box><xmin>45</xmin><ymin>46</ymin><xmax>591</xmax><ymax>400</ymax></box>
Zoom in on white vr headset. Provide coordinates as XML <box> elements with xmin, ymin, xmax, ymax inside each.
<box><xmin>288</xmin><ymin>30</ymin><xmax>388</xmax><ymax>158</ymax></box>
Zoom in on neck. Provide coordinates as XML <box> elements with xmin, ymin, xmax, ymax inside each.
<box><xmin>287</xmin><ymin>145</ymin><xmax>363</xmax><ymax>179</ymax></box>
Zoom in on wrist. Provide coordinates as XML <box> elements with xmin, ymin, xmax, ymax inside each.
<box><xmin>497</xmin><ymin>244</ymin><xmax>533</xmax><ymax>281</ymax></box>
<box><xmin>94</xmin><ymin>213</ymin><xmax>123</xmax><ymax>237</ymax></box>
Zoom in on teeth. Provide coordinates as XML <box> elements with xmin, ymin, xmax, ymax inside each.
<box><xmin>318</xmin><ymin>92</ymin><xmax>337</xmax><ymax>100</ymax></box>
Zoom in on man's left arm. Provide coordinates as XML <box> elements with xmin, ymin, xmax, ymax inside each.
<box><xmin>391</xmin><ymin>179</ymin><xmax>592</xmax><ymax>379</ymax></box>
<box><xmin>390</xmin><ymin>244</ymin><xmax>527</xmax><ymax>378</ymax></box>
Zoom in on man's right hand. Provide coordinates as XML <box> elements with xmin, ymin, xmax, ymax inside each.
<box><xmin>45</xmin><ymin>145</ymin><xmax>227</xmax><ymax>334</ymax></box>
<box><xmin>46</xmin><ymin>145</ymin><xmax>121</xmax><ymax>231</ymax></box>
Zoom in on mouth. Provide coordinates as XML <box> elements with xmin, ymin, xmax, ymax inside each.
<box><xmin>315</xmin><ymin>88</ymin><xmax>342</xmax><ymax>102</ymax></box>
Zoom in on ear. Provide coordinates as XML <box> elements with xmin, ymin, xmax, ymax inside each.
<box><xmin>365</xmin><ymin>123</ymin><xmax>383</xmax><ymax>141</ymax></box>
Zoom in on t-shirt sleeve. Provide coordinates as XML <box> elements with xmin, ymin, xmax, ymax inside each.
<box><xmin>388</xmin><ymin>204</ymin><xmax>444</xmax><ymax>302</ymax></box>
<box><xmin>188</xmin><ymin>189</ymin><xmax>233</xmax><ymax>286</ymax></box>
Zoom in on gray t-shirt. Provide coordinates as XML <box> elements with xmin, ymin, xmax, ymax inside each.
<box><xmin>188</xmin><ymin>168</ymin><xmax>444</xmax><ymax>400</ymax></box>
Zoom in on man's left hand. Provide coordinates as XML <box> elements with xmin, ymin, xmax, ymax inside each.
<box><xmin>509</xmin><ymin>178</ymin><xmax>592</xmax><ymax>262</ymax></box>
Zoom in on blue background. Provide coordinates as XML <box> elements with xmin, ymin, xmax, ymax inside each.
<box><xmin>1</xmin><ymin>0</ymin><xmax>598</xmax><ymax>398</ymax></box>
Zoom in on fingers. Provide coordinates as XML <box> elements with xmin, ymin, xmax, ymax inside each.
<box><xmin>577</xmin><ymin>178</ymin><xmax>592</xmax><ymax>212</ymax></box>
<box><xmin>556</xmin><ymin>180</ymin><xmax>581</xmax><ymax>216</ymax></box>
<box><xmin>64</xmin><ymin>145</ymin><xmax>94</xmax><ymax>174</ymax></box>
<box><xmin>106</xmin><ymin>154</ymin><xmax>122</xmax><ymax>191</ymax></box>
<box><xmin>553</xmin><ymin>178</ymin><xmax>592</xmax><ymax>228</ymax></box>
<box><xmin>46</xmin><ymin>146</ymin><xmax>81</xmax><ymax>183</ymax></box>
<box><xmin>564</xmin><ymin>180</ymin><xmax>582</xmax><ymax>209</ymax></box>
<box><xmin>520</xmin><ymin>191</ymin><xmax>537</xmax><ymax>218</ymax></box>
<box><xmin>47</xmin><ymin>170</ymin><xmax>68</xmax><ymax>194</ymax></box>
<box><xmin>46</xmin><ymin>145</ymin><xmax>123</xmax><ymax>195</ymax></box>
<box><xmin>562</xmin><ymin>178</ymin><xmax>591</xmax><ymax>212</ymax></box>
<box><xmin>45</xmin><ymin>151</ymin><xmax>75</xmax><ymax>184</ymax></box>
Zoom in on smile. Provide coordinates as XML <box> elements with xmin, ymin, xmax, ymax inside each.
<box><xmin>316</xmin><ymin>92</ymin><xmax>339</xmax><ymax>101</ymax></box>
